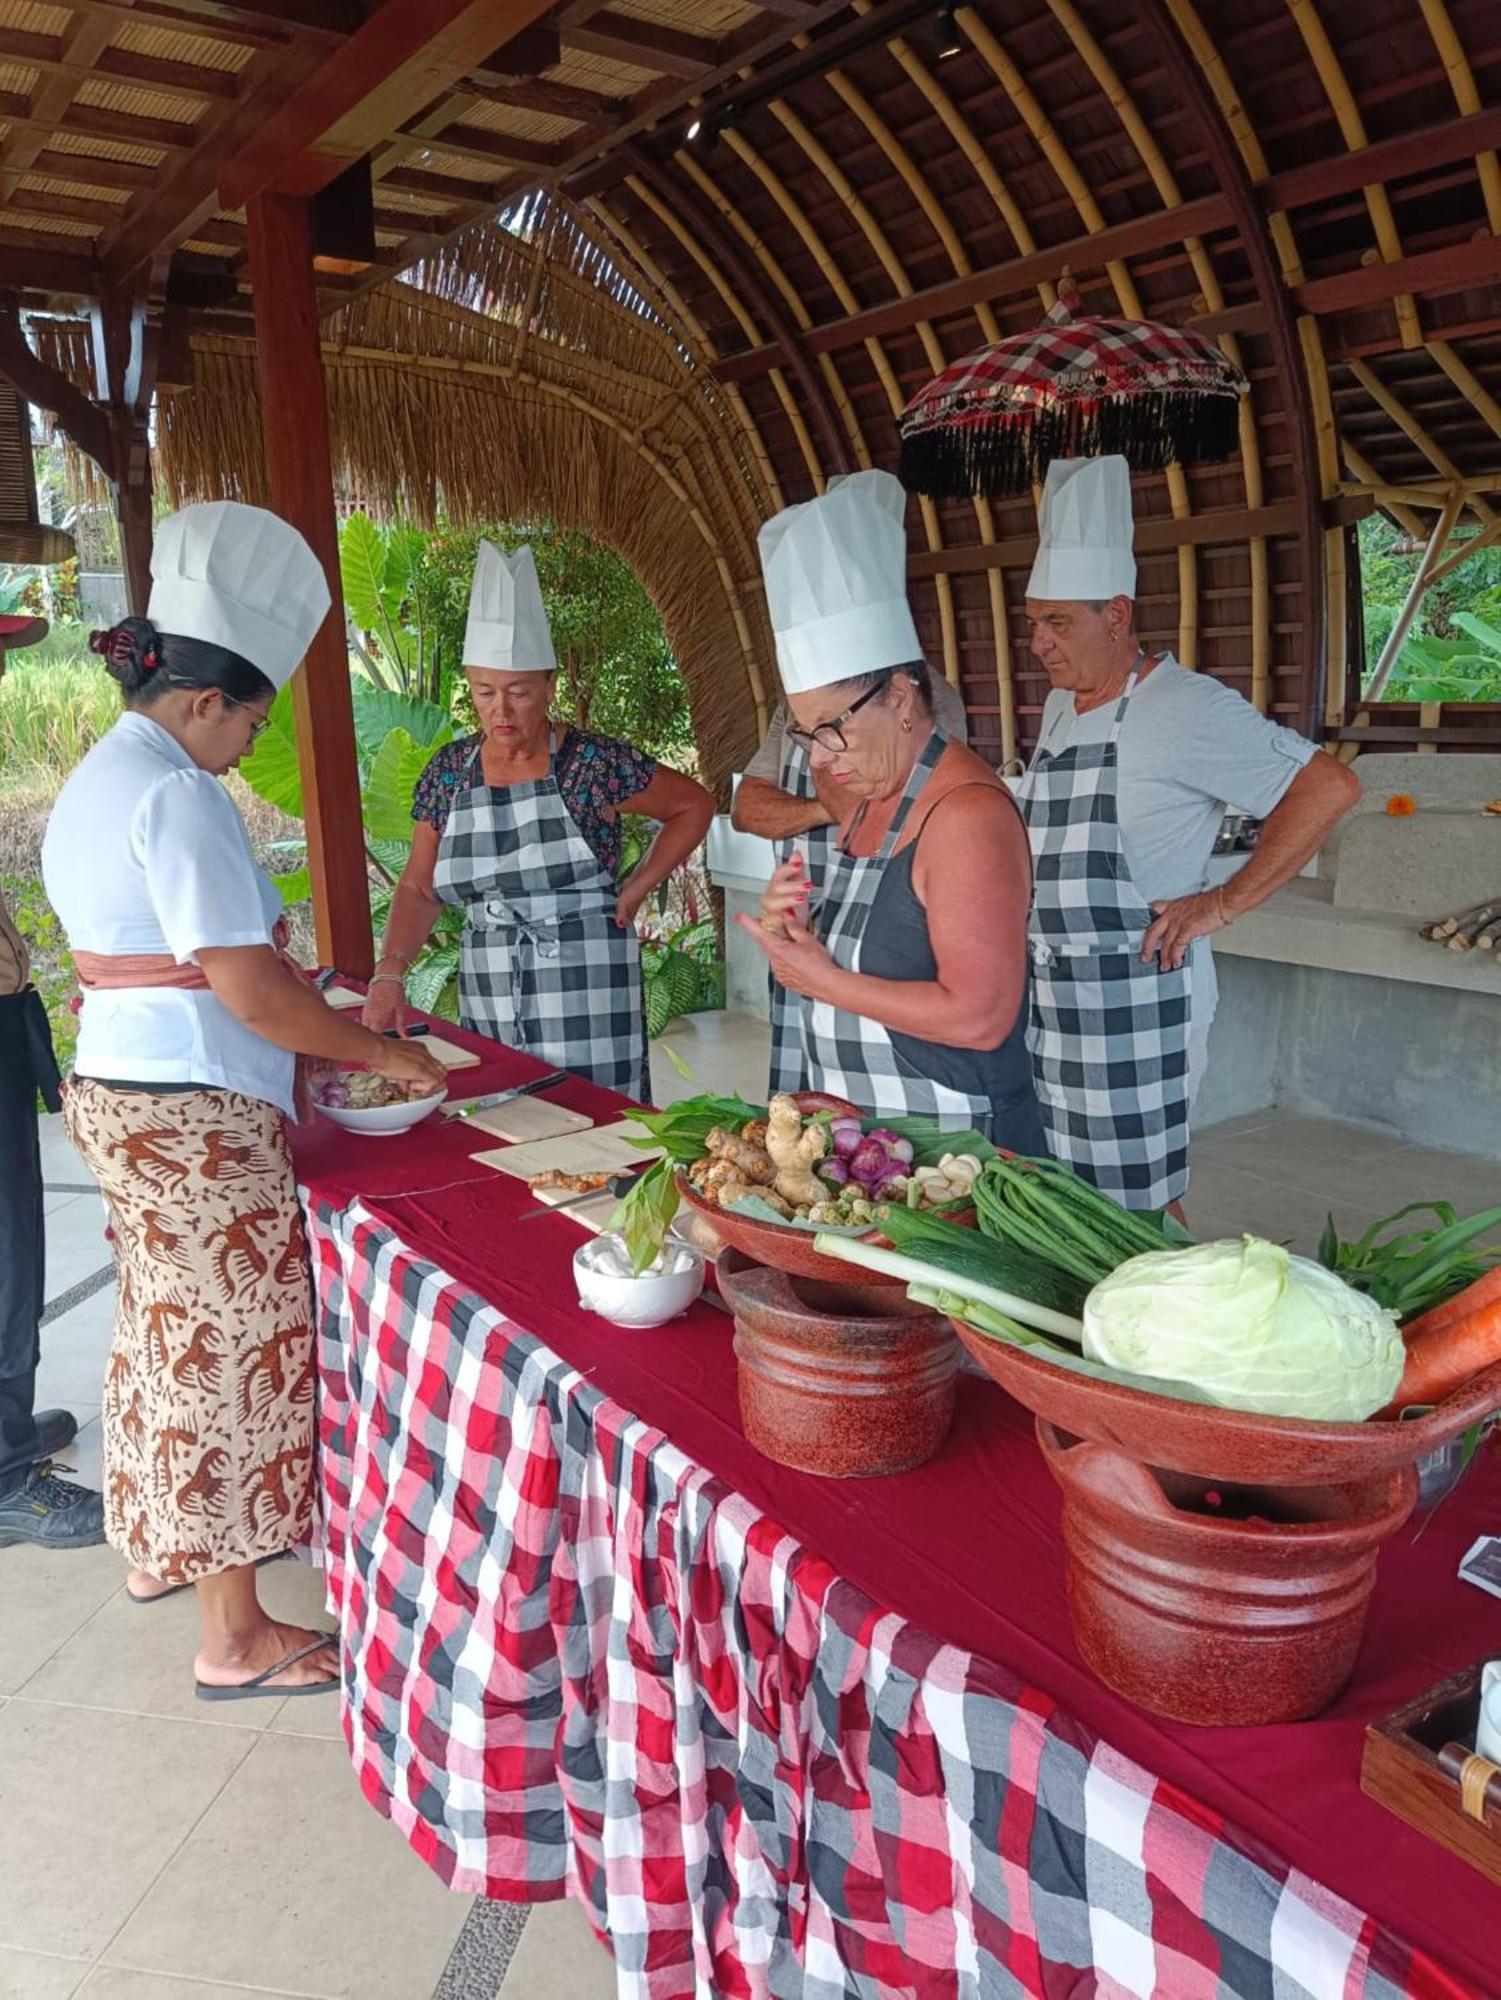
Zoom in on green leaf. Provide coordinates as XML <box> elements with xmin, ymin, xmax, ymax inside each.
<box><xmin>657</xmin><ymin>1040</ymin><xmax>694</xmax><ymax>1081</ymax></box>
<box><xmin>1453</xmin><ymin>611</ymin><xmax>1501</xmax><ymax>659</ymax></box>
<box><xmin>612</xmin><ymin>1157</ymin><xmax>682</xmax><ymax>1274</ymax></box>
<box><xmin>237</xmin><ymin>683</ymin><xmax>305</xmax><ymax>816</ymax></box>
<box><xmin>272</xmin><ymin>865</ymin><xmax>312</xmax><ymax>908</ymax></box>
<box><xmin>339</xmin><ymin>513</ymin><xmax>388</xmax><ymax>632</ymax></box>
<box><xmin>645</xmin><ymin>946</ymin><xmax>704</xmax><ymax>1037</ymax></box>
<box><xmin>364</xmin><ymin>726</ymin><xmax>438</xmax><ymax>842</ymax></box>
<box><xmin>406</xmin><ymin>944</ymin><xmax>459</xmax><ymax>1016</ymax></box>
<box><xmin>349</xmin><ymin>678</ymin><xmax>452</xmax><ymax>765</ymax></box>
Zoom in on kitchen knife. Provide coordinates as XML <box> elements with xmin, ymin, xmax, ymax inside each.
<box><xmin>518</xmin><ymin>1168</ymin><xmax>645</xmax><ymax>1219</ymax></box>
<box><xmin>443</xmin><ymin>1071</ymin><xmax>569</xmax><ymax>1119</ymax></box>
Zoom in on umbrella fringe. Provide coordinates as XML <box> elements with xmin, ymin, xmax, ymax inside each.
<box><xmin>898</xmin><ymin>392</ymin><xmax>1244</xmax><ymax>499</ymax></box>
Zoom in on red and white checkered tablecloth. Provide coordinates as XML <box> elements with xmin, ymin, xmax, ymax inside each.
<box><xmin>304</xmin><ymin>1193</ymin><xmax>1479</xmax><ymax>2000</ymax></box>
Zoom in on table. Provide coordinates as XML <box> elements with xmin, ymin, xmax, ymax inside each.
<box><xmin>294</xmin><ymin>1022</ymin><xmax>1500</xmax><ymax>1999</ymax></box>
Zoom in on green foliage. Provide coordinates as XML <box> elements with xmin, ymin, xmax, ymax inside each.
<box><xmin>339</xmin><ymin>513</ymin><xmax>460</xmax><ymax>709</ymax></box>
<box><xmin>641</xmin><ymin>916</ymin><xmax>723</xmax><ymax>1038</ymax></box>
<box><xmin>1359</xmin><ymin>514</ymin><xmax>1501</xmax><ymax>701</ymax></box>
<box><xmin>2</xmin><ymin>873</ymin><xmax>76</xmax><ymax>1091</ymax></box>
<box><xmin>0</xmin><ymin>625</ymin><xmax>117</xmax><ymax>780</ymax></box>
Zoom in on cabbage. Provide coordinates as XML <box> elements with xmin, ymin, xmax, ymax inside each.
<box><xmin>1082</xmin><ymin>1236</ymin><xmax>1405</xmax><ymax>1421</ymax></box>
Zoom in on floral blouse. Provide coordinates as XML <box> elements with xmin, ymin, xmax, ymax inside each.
<box><xmin>411</xmin><ymin>728</ymin><xmax>658</xmax><ymax>877</ymax></box>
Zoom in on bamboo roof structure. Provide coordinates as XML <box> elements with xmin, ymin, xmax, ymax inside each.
<box><xmin>6</xmin><ymin>0</ymin><xmax>1501</xmax><ymax>781</ymax></box>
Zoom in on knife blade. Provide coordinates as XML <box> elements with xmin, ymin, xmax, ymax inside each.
<box><xmin>443</xmin><ymin>1071</ymin><xmax>569</xmax><ymax>1118</ymax></box>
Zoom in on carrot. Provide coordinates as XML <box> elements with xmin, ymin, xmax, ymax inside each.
<box><xmin>1401</xmin><ymin>1264</ymin><xmax>1501</xmax><ymax>1345</ymax></box>
<box><xmin>1388</xmin><ymin>1299</ymin><xmax>1501</xmax><ymax>1412</ymax></box>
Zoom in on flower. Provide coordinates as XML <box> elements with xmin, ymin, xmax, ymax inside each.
<box><xmin>1384</xmin><ymin>793</ymin><xmax>1417</xmax><ymax>817</ymax></box>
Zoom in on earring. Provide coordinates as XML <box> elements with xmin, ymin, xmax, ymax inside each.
<box><xmin>902</xmin><ymin>717</ymin><xmax>913</xmax><ymax>733</ymax></box>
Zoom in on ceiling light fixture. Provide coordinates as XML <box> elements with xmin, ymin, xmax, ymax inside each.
<box><xmin>686</xmin><ymin>115</ymin><xmax>702</xmax><ymax>141</ymax></box>
<box><xmin>936</xmin><ymin>2</ymin><xmax>962</xmax><ymax>59</ymax></box>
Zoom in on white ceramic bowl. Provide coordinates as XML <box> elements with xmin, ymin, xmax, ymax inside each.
<box><xmin>573</xmin><ymin>1234</ymin><xmax>705</xmax><ymax>1328</ymax></box>
<box><xmin>315</xmin><ymin>1087</ymin><xmax>447</xmax><ymax>1137</ymax></box>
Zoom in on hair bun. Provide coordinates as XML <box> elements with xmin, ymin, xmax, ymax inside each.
<box><xmin>90</xmin><ymin>616</ymin><xmax>162</xmax><ymax>692</ymax></box>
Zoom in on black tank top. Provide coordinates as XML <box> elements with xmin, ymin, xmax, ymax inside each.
<box><xmin>859</xmin><ymin>785</ymin><xmax>1046</xmax><ymax>1154</ymax></box>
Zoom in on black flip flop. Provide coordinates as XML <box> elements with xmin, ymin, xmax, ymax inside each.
<box><xmin>195</xmin><ymin>1634</ymin><xmax>339</xmax><ymax>1702</ymax></box>
<box><xmin>127</xmin><ymin>1549</ymin><xmax>290</xmax><ymax>1606</ymax></box>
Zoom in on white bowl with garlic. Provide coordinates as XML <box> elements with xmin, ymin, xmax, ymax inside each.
<box><xmin>573</xmin><ymin>1233</ymin><xmax>706</xmax><ymax>1328</ymax></box>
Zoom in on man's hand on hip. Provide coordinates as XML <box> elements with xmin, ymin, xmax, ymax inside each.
<box><xmin>1142</xmin><ymin>889</ymin><xmax>1229</xmax><ymax>972</ymax></box>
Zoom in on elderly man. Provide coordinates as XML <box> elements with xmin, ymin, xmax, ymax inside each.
<box><xmin>1017</xmin><ymin>457</ymin><xmax>1360</xmax><ymax>1212</ymax></box>
<box><xmin>0</xmin><ymin>612</ymin><xmax>105</xmax><ymax>1550</ymax></box>
<box><xmin>732</xmin><ymin>659</ymin><xmax>968</xmax><ymax>1093</ymax></box>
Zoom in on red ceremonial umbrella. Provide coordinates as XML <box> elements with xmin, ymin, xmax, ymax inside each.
<box><xmin>898</xmin><ymin>291</ymin><xmax>1248</xmax><ymax>500</ymax></box>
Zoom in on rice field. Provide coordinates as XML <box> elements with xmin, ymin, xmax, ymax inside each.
<box><xmin>0</xmin><ymin>623</ymin><xmax>118</xmax><ymax>784</ymax></box>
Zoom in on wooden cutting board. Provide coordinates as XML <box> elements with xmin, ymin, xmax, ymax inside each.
<box><xmin>423</xmin><ymin>1035</ymin><xmax>482</xmax><ymax>1071</ymax></box>
<box><xmin>473</xmin><ymin>1123</ymin><xmax>663</xmax><ymax>1184</ymax></box>
<box><xmin>461</xmin><ymin>1095</ymin><xmax>593</xmax><ymax>1143</ymax></box>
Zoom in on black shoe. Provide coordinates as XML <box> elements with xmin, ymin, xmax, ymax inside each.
<box><xmin>0</xmin><ymin>1408</ymin><xmax>79</xmax><ymax>1480</ymax></box>
<box><xmin>0</xmin><ymin>1461</ymin><xmax>106</xmax><ymax>1550</ymax></box>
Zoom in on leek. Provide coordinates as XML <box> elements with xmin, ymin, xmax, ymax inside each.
<box><xmin>812</xmin><ymin>1231</ymin><xmax>1084</xmax><ymax>1342</ymax></box>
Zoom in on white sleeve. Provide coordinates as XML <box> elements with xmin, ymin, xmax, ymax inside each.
<box><xmin>742</xmin><ymin>704</ymin><xmax>787</xmax><ymax>784</ymax></box>
<box><xmin>132</xmin><ymin>770</ymin><xmax>279</xmax><ymax>964</ymax></box>
<box><xmin>1168</xmin><ymin>676</ymin><xmax>1318</xmax><ymax>818</ymax></box>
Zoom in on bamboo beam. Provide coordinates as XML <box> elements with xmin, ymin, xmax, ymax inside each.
<box><xmin>1295</xmin><ymin>236</ymin><xmax>1501</xmax><ymax>318</ymax></box>
<box><xmin>1340</xmin><ymin>443</ymin><xmax>1426</xmax><ymax>539</ymax></box>
<box><xmin>905</xmin><ymin>497</ymin><xmax>1371</xmax><ymax>578</ymax></box>
<box><xmin>637</xmin><ymin>152</ymin><xmax>847</xmax><ymax>480</ymax></box>
<box><xmin>1428</xmin><ymin>340</ymin><xmax>1501</xmax><ymax>444</ymax></box>
<box><xmin>1363</xmin><ymin>489</ymin><xmax>1465</xmax><ymax>699</ymax></box>
<box><xmin>244</xmin><ymin>190</ymin><xmax>372</xmax><ymax>978</ymax></box>
<box><xmin>1413</xmin><ymin>0</ymin><xmax>1501</xmax><ymax>235</ymax></box>
<box><xmin>1429</xmin><ymin>517</ymin><xmax>1501</xmax><ymax>588</ymax></box>
<box><xmin>1346</xmin><ymin>358</ymin><xmax>1498</xmax><ymax>528</ymax></box>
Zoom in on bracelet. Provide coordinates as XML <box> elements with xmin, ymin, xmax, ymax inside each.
<box><xmin>375</xmin><ymin>950</ymin><xmax>411</xmax><ymax>971</ymax></box>
<box><xmin>1215</xmin><ymin>886</ymin><xmax>1232</xmax><ymax>927</ymax></box>
<box><xmin>367</xmin><ymin>972</ymin><xmax>406</xmax><ymax>989</ymax></box>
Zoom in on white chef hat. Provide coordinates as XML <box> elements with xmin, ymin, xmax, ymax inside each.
<box><xmin>148</xmin><ymin>501</ymin><xmax>330</xmax><ymax>690</ymax></box>
<box><xmin>758</xmin><ymin>469</ymin><xmax>922</xmax><ymax>696</ymax></box>
<box><xmin>1026</xmin><ymin>455</ymin><xmax>1137</xmax><ymax>601</ymax></box>
<box><xmin>463</xmin><ymin>540</ymin><xmax>557</xmax><ymax>673</ymax></box>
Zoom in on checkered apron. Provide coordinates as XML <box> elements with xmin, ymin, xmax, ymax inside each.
<box><xmin>1017</xmin><ymin>665</ymin><xmax>1191</xmax><ymax>1209</ymax></box>
<box><xmin>799</xmin><ymin>729</ymin><xmax>993</xmax><ymax>1126</ymax></box>
<box><xmin>432</xmin><ymin>740</ymin><xmax>647</xmax><ymax>1100</ymax></box>
<box><xmin>766</xmin><ymin>732</ymin><xmax>835</xmax><ymax>1097</ymax></box>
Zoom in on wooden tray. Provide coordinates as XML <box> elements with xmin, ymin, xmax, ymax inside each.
<box><xmin>1361</xmin><ymin>1661</ymin><xmax>1501</xmax><ymax>1883</ymax></box>
<box><xmin>423</xmin><ymin>1035</ymin><xmax>482</xmax><ymax>1071</ymax></box>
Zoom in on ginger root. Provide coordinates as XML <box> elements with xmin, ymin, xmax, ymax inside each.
<box><xmin>704</xmin><ymin>1126</ymin><xmax>777</xmax><ymax>1184</ymax></box>
<box><xmin>766</xmin><ymin>1093</ymin><xmax>828</xmax><ymax>1208</ymax></box>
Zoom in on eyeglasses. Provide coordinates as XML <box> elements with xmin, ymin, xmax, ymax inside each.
<box><xmin>221</xmin><ymin>693</ymin><xmax>270</xmax><ymax>741</ymax></box>
<box><xmin>785</xmin><ymin>679</ymin><xmax>887</xmax><ymax>754</ymax></box>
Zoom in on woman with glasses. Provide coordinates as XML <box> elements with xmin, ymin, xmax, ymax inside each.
<box><xmin>738</xmin><ymin>472</ymin><xmax>1045</xmax><ymax>1150</ymax></box>
<box><xmin>41</xmin><ymin>502</ymin><xmax>444</xmax><ymax>1701</ymax></box>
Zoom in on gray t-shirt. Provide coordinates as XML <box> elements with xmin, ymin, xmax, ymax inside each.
<box><xmin>745</xmin><ymin>674</ymin><xmax>970</xmax><ymax>784</ymax></box>
<box><xmin>1033</xmin><ymin>657</ymin><xmax>1317</xmax><ymax>903</ymax></box>
<box><xmin>1033</xmin><ymin>657</ymin><xmax>1318</xmax><ymax>1096</ymax></box>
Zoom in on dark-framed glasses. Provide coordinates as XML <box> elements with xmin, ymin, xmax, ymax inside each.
<box><xmin>221</xmin><ymin>693</ymin><xmax>271</xmax><ymax>741</ymax></box>
<box><xmin>786</xmin><ymin>678</ymin><xmax>887</xmax><ymax>754</ymax></box>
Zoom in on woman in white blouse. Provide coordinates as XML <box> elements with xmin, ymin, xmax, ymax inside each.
<box><xmin>43</xmin><ymin>502</ymin><xmax>444</xmax><ymax>1701</ymax></box>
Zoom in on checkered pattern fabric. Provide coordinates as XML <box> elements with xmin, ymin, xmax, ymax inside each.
<box><xmin>432</xmin><ymin>745</ymin><xmax>647</xmax><ymax>1099</ymax></box>
<box><xmin>898</xmin><ymin>301</ymin><xmax>1248</xmax><ymax>498</ymax></box>
<box><xmin>767</xmin><ymin>733</ymin><xmax>825</xmax><ymax>1097</ymax></box>
<box><xmin>1018</xmin><ymin>670</ymin><xmax>1191</xmax><ymax>1209</ymax></box>
<box><xmin>307</xmin><ymin>1194</ymin><xmax>1452</xmax><ymax>1999</ymax></box>
<box><xmin>802</xmin><ymin>730</ymin><xmax>993</xmax><ymax>1129</ymax></box>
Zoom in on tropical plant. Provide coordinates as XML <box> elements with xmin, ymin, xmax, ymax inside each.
<box><xmin>1360</xmin><ymin>514</ymin><xmax>1501</xmax><ymax>701</ymax></box>
<box><xmin>1383</xmin><ymin>612</ymin><xmax>1501</xmax><ymax>704</ymax></box>
<box><xmin>338</xmin><ymin>513</ymin><xmax>467</xmax><ymax>709</ymax></box>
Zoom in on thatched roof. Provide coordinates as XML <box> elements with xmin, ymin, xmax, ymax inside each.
<box><xmin>11</xmin><ymin>0</ymin><xmax>1501</xmax><ymax>765</ymax></box>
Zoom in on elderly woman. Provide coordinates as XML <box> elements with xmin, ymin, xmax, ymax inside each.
<box><xmin>364</xmin><ymin>541</ymin><xmax>714</xmax><ymax>1099</ymax></box>
<box><xmin>42</xmin><ymin>502</ymin><xmax>445</xmax><ymax>1699</ymax></box>
<box><xmin>739</xmin><ymin>473</ymin><xmax>1044</xmax><ymax>1148</ymax></box>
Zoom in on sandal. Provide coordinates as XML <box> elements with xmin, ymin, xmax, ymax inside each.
<box><xmin>195</xmin><ymin>1634</ymin><xmax>339</xmax><ymax>1703</ymax></box>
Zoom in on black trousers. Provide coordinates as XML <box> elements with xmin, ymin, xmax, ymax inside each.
<box><xmin>0</xmin><ymin>989</ymin><xmax>61</xmax><ymax>1451</ymax></box>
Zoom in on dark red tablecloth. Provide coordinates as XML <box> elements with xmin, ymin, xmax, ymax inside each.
<box><xmin>294</xmin><ymin>1014</ymin><xmax>1501</xmax><ymax>1995</ymax></box>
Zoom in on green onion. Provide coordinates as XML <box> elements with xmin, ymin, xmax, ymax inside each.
<box><xmin>812</xmin><ymin>1231</ymin><xmax>1085</xmax><ymax>1342</ymax></box>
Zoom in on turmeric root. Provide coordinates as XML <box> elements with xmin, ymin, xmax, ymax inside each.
<box><xmin>765</xmin><ymin>1093</ymin><xmax>828</xmax><ymax>1208</ymax></box>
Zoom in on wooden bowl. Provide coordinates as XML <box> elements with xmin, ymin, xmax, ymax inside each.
<box><xmin>951</xmin><ymin>1322</ymin><xmax>1501</xmax><ymax>1489</ymax></box>
<box><xmin>676</xmin><ymin>1172</ymin><xmax>901</xmax><ymax>1287</ymax></box>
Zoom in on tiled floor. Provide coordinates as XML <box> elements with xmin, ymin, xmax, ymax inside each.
<box><xmin>6</xmin><ymin>1015</ymin><xmax>1499</xmax><ymax>1999</ymax></box>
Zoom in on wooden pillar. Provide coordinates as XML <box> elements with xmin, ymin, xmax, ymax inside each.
<box><xmin>245</xmin><ymin>191</ymin><xmax>373</xmax><ymax>977</ymax></box>
<box><xmin>89</xmin><ymin>286</ymin><xmax>157</xmax><ymax>614</ymax></box>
